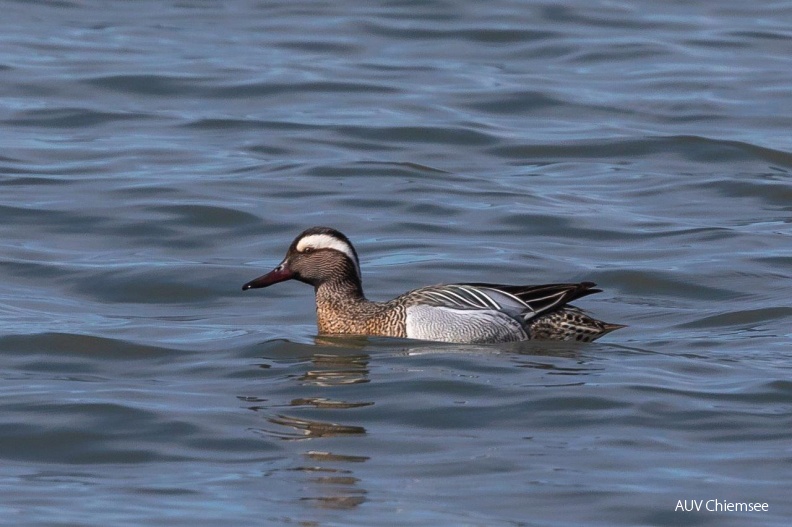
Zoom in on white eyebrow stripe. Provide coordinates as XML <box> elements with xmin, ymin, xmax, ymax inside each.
<box><xmin>296</xmin><ymin>233</ymin><xmax>361</xmax><ymax>278</ymax></box>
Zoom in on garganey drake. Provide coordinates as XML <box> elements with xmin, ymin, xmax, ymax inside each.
<box><xmin>243</xmin><ymin>227</ymin><xmax>624</xmax><ymax>344</ymax></box>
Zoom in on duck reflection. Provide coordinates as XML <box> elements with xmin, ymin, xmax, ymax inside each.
<box><xmin>290</xmin><ymin>397</ymin><xmax>373</xmax><ymax>409</ymax></box>
<box><xmin>244</xmin><ymin>335</ymin><xmax>607</xmax><ymax>512</ymax></box>
<box><xmin>267</xmin><ymin>414</ymin><xmax>366</xmax><ymax>440</ymax></box>
<box><xmin>244</xmin><ymin>343</ymin><xmax>374</xmax><ymax>511</ymax></box>
<box><xmin>298</xmin><ymin>353</ymin><xmax>370</xmax><ymax>387</ymax></box>
<box><xmin>316</xmin><ymin>334</ymin><xmax>590</xmax><ymax>359</ymax></box>
<box><xmin>296</xmin><ymin>451</ymin><xmax>369</xmax><ymax>510</ymax></box>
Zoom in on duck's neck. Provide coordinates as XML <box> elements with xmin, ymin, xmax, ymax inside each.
<box><xmin>314</xmin><ymin>278</ymin><xmax>375</xmax><ymax>334</ymax></box>
<box><xmin>315</xmin><ymin>277</ymin><xmax>365</xmax><ymax>303</ymax></box>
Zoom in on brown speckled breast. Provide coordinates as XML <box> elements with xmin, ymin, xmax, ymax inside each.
<box><xmin>315</xmin><ymin>288</ymin><xmax>407</xmax><ymax>337</ymax></box>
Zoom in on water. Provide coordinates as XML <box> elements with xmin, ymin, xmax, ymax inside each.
<box><xmin>1</xmin><ymin>1</ymin><xmax>791</xmax><ymax>525</ymax></box>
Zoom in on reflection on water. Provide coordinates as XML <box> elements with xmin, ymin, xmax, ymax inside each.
<box><xmin>299</xmin><ymin>452</ymin><xmax>370</xmax><ymax>510</ymax></box>
<box><xmin>514</xmin><ymin>358</ymin><xmax>600</xmax><ymax>376</ymax></box>
<box><xmin>299</xmin><ymin>354</ymin><xmax>371</xmax><ymax>387</ymax></box>
<box><xmin>315</xmin><ymin>334</ymin><xmax>599</xmax><ymax>360</ymax></box>
<box><xmin>292</xmin><ymin>461</ymin><xmax>367</xmax><ymax>510</ymax></box>
<box><xmin>305</xmin><ymin>451</ymin><xmax>369</xmax><ymax>464</ymax></box>
<box><xmin>245</xmin><ymin>337</ymin><xmax>640</xmax><ymax>514</ymax></box>
<box><xmin>290</xmin><ymin>398</ymin><xmax>374</xmax><ymax>409</ymax></box>
<box><xmin>245</xmin><ymin>339</ymin><xmax>617</xmax><ymax>514</ymax></box>
<box><xmin>3</xmin><ymin>0</ymin><xmax>792</xmax><ymax>523</ymax></box>
<box><xmin>244</xmin><ymin>350</ymin><xmax>374</xmax><ymax>511</ymax></box>
<box><xmin>266</xmin><ymin>415</ymin><xmax>366</xmax><ymax>440</ymax></box>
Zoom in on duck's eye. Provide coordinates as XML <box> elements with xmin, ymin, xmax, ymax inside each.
<box><xmin>302</xmin><ymin>246</ymin><xmax>314</xmax><ymax>253</ymax></box>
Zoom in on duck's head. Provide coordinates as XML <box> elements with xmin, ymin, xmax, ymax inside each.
<box><xmin>242</xmin><ymin>226</ymin><xmax>362</xmax><ymax>291</ymax></box>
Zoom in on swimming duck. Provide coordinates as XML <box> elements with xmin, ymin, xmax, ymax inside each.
<box><xmin>243</xmin><ymin>227</ymin><xmax>623</xmax><ymax>344</ymax></box>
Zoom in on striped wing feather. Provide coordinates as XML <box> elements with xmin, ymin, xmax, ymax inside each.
<box><xmin>410</xmin><ymin>282</ymin><xmax>601</xmax><ymax>322</ymax></box>
<box><xmin>463</xmin><ymin>281</ymin><xmax>600</xmax><ymax>319</ymax></box>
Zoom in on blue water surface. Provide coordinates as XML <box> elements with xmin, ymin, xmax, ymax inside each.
<box><xmin>1</xmin><ymin>1</ymin><xmax>791</xmax><ymax>526</ymax></box>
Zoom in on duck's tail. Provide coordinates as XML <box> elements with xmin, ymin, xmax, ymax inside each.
<box><xmin>527</xmin><ymin>306</ymin><xmax>626</xmax><ymax>342</ymax></box>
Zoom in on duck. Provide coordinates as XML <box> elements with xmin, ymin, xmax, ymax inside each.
<box><xmin>242</xmin><ymin>227</ymin><xmax>624</xmax><ymax>344</ymax></box>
